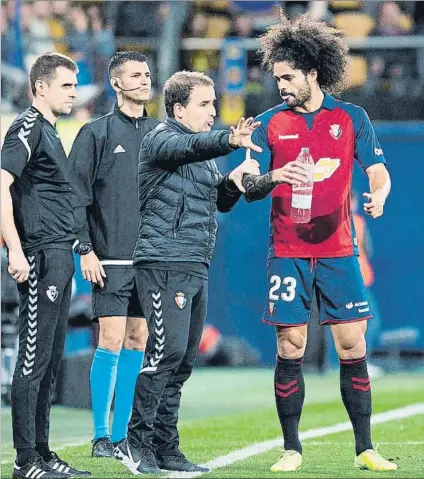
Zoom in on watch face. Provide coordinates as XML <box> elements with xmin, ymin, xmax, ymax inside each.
<box><xmin>80</xmin><ymin>243</ymin><xmax>92</xmax><ymax>255</ymax></box>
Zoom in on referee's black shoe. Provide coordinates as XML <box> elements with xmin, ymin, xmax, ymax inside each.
<box><xmin>46</xmin><ymin>452</ymin><xmax>92</xmax><ymax>477</ymax></box>
<box><xmin>13</xmin><ymin>453</ymin><xmax>70</xmax><ymax>478</ymax></box>
<box><xmin>91</xmin><ymin>437</ymin><xmax>113</xmax><ymax>457</ymax></box>
<box><xmin>113</xmin><ymin>439</ymin><xmax>161</xmax><ymax>475</ymax></box>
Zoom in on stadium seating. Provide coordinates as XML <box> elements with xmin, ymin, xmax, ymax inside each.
<box><xmin>333</xmin><ymin>12</ymin><xmax>375</xmax><ymax>37</ymax></box>
<box><xmin>347</xmin><ymin>55</ymin><xmax>368</xmax><ymax>88</ymax></box>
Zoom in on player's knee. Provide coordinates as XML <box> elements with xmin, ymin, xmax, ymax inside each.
<box><xmin>335</xmin><ymin>333</ymin><xmax>366</xmax><ymax>358</ymax></box>
<box><xmin>98</xmin><ymin>327</ymin><xmax>124</xmax><ymax>352</ymax></box>
<box><xmin>277</xmin><ymin>327</ymin><xmax>307</xmax><ymax>359</ymax></box>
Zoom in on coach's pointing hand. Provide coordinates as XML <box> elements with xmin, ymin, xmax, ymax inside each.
<box><xmin>229</xmin><ymin>159</ymin><xmax>260</xmax><ymax>193</ymax></box>
<box><xmin>81</xmin><ymin>251</ymin><xmax>106</xmax><ymax>288</ymax></box>
<box><xmin>229</xmin><ymin>117</ymin><xmax>263</xmax><ymax>153</ymax></box>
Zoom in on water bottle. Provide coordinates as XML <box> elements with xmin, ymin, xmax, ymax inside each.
<box><xmin>290</xmin><ymin>147</ymin><xmax>314</xmax><ymax>224</ymax></box>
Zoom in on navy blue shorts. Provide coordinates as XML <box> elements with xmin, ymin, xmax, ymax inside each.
<box><xmin>263</xmin><ymin>256</ymin><xmax>372</xmax><ymax>327</ymax></box>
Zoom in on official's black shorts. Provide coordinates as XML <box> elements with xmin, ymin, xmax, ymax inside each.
<box><xmin>92</xmin><ymin>265</ymin><xmax>144</xmax><ymax>321</ymax></box>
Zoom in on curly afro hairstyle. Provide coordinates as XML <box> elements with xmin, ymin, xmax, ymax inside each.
<box><xmin>258</xmin><ymin>9</ymin><xmax>349</xmax><ymax>95</ymax></box>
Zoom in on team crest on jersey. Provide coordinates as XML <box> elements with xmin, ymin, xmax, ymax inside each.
<box><xmin>329</xmin><ymin>124</ymin><xmax>342</xmax><ymax>140</ymax></box>
<box><xmin>313</xmin><ymin>158</ymin><xmax>340</xmax><ymax>182</ymax></box>
<box><xmin>175</xmin><ymin>292</ymin><xmax>187</xmax><ymax>309</ymax></box>
<box><xmin>46</xmin><ymin>285</ymin><xmax>59</xmax><ymax>303</ymax></box>
<box><xmin>268</xmin><ymin>301</ymin><xmax>276</xmax><ymax>316</ymax></box>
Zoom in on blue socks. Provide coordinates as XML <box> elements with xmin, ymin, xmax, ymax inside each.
<box><xmin>90</xmin><ymin>347</ymin><xmax>119</xmax><ymax>440</ymax></box>
<box><xmin>111</xmin><ymin>348</ymin><xmax>144</xmax><ymax>444</ymax></box>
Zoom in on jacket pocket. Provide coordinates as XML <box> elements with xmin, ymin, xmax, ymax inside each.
<box><xmin>36</xmin><ymin>250</ymin><xmax>47</xmax><ymax>280</ymax></box>
<box><xmin>172</xmin><ymin>195</ymin><xmax>186</xmax><ymax>238</ymax></box>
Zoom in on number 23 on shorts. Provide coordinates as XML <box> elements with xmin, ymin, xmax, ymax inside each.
<box><xmin>264</xmin><ymin>258</ymin><xmax>314</xmax><ymax>325</ymax></box>
<box><xmin>269</xmin><ymin>275</ymin><xmax>297</xmax><ymax>302</ymax></box>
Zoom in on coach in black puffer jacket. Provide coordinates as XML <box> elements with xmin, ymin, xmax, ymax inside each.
<box><xmin>122</xmin><ymin>71</ymin><xmax>261</xmax><ymax>475</ymax></box>
<box><xmin>133</xmin><ymin>117</ymin><xmax>244</xmax><ymax>266</ymax></box>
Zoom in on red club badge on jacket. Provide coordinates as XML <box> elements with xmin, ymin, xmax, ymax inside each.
<box><xmin>175</xmin><ymin>292</ymin><xmax>187</xmax><ymax>309</ymax></box>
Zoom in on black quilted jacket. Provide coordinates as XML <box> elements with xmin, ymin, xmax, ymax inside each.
<box><xmin>133</xmin><ymin>117</ymin><xmax>241</xmax><ymax>266</ymax></box>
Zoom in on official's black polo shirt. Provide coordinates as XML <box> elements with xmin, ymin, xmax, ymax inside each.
<box><xmin>1</xmin><ymin>106</ymin><xmax>75</xmax><ymax>254</ymax></box>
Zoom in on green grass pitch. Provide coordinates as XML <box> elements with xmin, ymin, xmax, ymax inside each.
<box><xmin>2</xmin><ymin>369</ymin><xmax>424</xmax><ymax>478</ymax></box>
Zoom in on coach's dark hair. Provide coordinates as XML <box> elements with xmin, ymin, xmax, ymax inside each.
<box><xmin>258</xmin><ymin>9</ymin><xmax>349</xmax><ymax>95</ymax></box>
<box><xmin>29</xmin><ymin>53</ymin><xmax>77</xmax><ymax>95</ymax></box>
<box><xmin>163</xmin><ymin>71</ymin><xmax>214</xmax><ymax>118</ymax></box>
<box><xmin>108</xmin><ymin>51</ymin><xmax>148</xmax><ymax>78</ymax></box>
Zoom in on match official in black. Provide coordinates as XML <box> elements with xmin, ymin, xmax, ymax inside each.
<box><xmin>1</xmin><ymin>53</ymin><xmax>91</xmax><ymax>478</ymax></box>
<box><xmin>114</xmin><ymin>71</ymin><xmax>261</xmax><ymax>475</ymax></box>
<box><xmin>69</xmin><ymin>51</ymin><xmax>159</xmax><ymax>456</ymax></box>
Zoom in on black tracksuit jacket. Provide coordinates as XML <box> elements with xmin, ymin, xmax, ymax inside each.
<box><xmin>69</xmin><ymin>104</ymin><xmax>160</xmax><ymax>261</ymax></box>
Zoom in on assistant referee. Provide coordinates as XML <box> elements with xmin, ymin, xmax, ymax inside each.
<box><xmin>69</xmin><ymin>51</ymin><xmax>159</xmax><ymax>457</ymax></box>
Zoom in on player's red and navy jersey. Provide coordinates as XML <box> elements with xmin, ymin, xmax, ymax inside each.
<box><xmin>249</xmin><ymin>94</ymin><xmax>386</xmax><ymax>258</ymax></box>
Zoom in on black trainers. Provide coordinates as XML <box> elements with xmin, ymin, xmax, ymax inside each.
<box><xmin>13</xmin><ymin>454</ymin><xmax>70</xmax><ymax>478</ymax></box>
<box><xmin>112</xmin><ymin>439</ymin><xmax>125</xmax><ymax>449</ymax></box>
<box><xmin>113</xmin><ymin>438</ymin><xmax>161</xmax><ymax>475</ymax></box>
<box><xmin>46</xmin><ymin>452</ymin><xmax>92</xmax><ymax>477</ymax></box>
<box><xmin>156</xmin><ymin>450</ymin><xmax>209</xmax><ymax>472</ymax></box>
<box><xmin>91</xmin><ymin>437</ymin><xmax>113</xmax><ymax>457</ymax></box>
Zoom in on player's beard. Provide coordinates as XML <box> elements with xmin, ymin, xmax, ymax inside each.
<box><xmin>281</xmin><ymin>78</ymin><xmax>312</xmax><ymax>109</ymax></box>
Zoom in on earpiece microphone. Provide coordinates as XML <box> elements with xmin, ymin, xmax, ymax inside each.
<box><xmin>114</xmin><ymin>81</ymin><xmax>144</xmax><ymax>92</ymax></box>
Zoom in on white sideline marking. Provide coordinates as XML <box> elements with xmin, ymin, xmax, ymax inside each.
<box><xmin>303</xmin><ymin>441</ymin><xmax>424</xmax><ymax>446</ymax></box>
<box><xmin>2</xmin><ymin>404</ymin><xmax>423</xmax><ymax>470</ymax></box>
<box><xmin>168</xmin><ymin>403</ymin><xmax>424</xmax><ymax>478</ymax></box>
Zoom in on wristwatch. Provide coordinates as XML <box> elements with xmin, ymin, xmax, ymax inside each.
<box><xmin>75</xmin><ymin>242</ymin><xmax>93</xmax><ymax>256</ymax></box>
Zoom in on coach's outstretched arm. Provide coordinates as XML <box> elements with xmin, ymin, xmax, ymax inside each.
<box><xmin>215</xmin><ymin>118</ymin><xmax>263</xmax><ymax>212</ymax></box>
<box><xmin>145</xmin><ymin>117</ymin><xmax>262</xmax><ymax>170</ymax></box>
<box><xmin>216</xmin><ymin>158</ymin><xmax>260</xmax><ymax>212</ymax></box>
<box><xmin>243</xmin><ymin>161</ymin><xmax>310</xmax><ymax>203</ymax></box>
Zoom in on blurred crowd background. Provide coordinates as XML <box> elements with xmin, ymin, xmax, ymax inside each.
<box><xmin>2</xmin><ymin>0</ymin><xmax>424</xmax><ymax>121</ymax></box>
<box><xmin>1</xmin><ymin>1</ymin><xmax>424</xmax><ymax>406</ymax></box>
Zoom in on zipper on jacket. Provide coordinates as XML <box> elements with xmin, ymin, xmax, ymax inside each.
<box><xmin>205</xmin><ymin>190</ymin><xmax>214</xmax><ymax>261</ymax></box>
<box><xmin>136</xmin><ymin>120</ymin><xmax>139</xmax><ymax>129</ymax></box>
<box><xmin>172</xmin><ymin>196</ymin><xmax>185</xmax><ymax>239</ymax></box>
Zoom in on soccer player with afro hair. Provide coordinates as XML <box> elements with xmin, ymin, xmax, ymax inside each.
<box><xmin>242</xmin><ymin>10</ymin><xmax>395</xmax><ymax>473</ymax></box>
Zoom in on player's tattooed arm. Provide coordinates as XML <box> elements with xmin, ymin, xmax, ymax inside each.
<box><xmin>242</xmin><ymin>172</ymin><xmax>278</xmax><ymax>202</ymax></box>
<box><xmin>243</xmin><ymin>161</ymin><xmax>310</xmax><ymax>202</ymax></box>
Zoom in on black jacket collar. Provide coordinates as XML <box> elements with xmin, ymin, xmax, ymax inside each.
<box><xmin>114</xmin><ymin>102</ymin><xmax>149</xmax><ymax>125</ymax></box>
<box><xmin>165</xmin><ymin>117</ymin><xmax>195</xmax><ymax>134</ymax></box>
